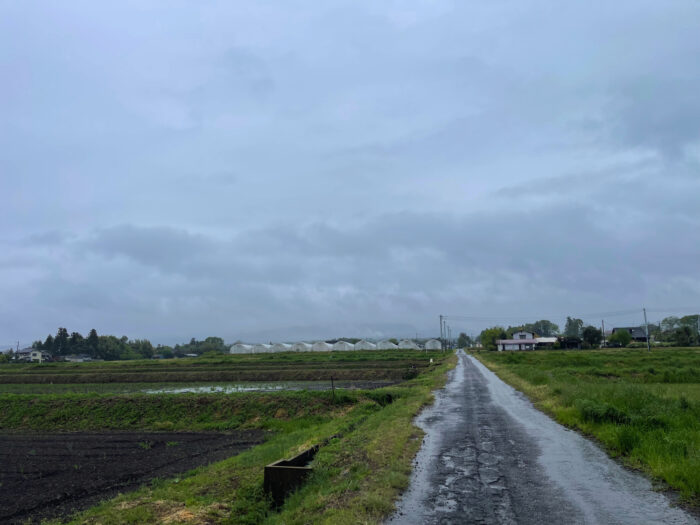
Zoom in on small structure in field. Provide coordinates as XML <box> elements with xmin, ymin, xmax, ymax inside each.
<box><xmin>333</xmin><ymin>340</ymin><xmax>354</xmax><ymax>351</ymax></box>
<box><xmin>230</xmin><ymin>343</ymin><xmax>253</xmax><ymax>354</ymax></box>
<box><xmin>535</xmin><ymin>337</ymin><xmax>557</xmax><ymax>349</ymax></box>
<box><xmin>354</xmin><ymin>340</ymin><xmax>377</xmax><ymax>350</ymax></box>
<box><xmin>311</xmin><ymin>341</ymin><xmax>332</xmax><ymax>352</ymax></box>
<box><xmin>253</xmin><ymin>343</ymin><xmax>272</xmax><ymax>353</ymax></box>
<box><xmin>376</xmin><ymin>340</ymin><xmax>398</xmax><ymax>350</ymax></box>
<box><xmin>424</xmin><ymin>339</ymin><xmax>442</xmax><ymax>350</ymax></box>
<box><xmin>271</xmin><ymin>343</ymin><xmax>292</xmax><ymax>353</ymax></box>
<box><xmin>291</xmin><ymin>342</ymin><xmax>312</xmax><ymax>352</ymax></box>
<box><xmin>398</xmin><ymin>339</ymin><xmax>420</xmax><ymax>350</ymax></box>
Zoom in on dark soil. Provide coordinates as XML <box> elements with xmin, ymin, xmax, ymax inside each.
<box><xmin>0</xmin><ymin>430</ymin><xmax>266</xmax><ymax>524</ymax></box>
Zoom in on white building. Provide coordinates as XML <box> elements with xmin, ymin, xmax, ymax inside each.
<box><xmin>230</xmin><ymin>343</ymin><xmax>253</xmax><ymax>354</ymax></box>
<box><xmin>253</xmin><ymin>343</ymin><xmax>272</xmax><ymax>353</ymax></box>
<box><xmin>311</xmin><ymin>341</ymin><xmax>332</xmax><ymax>352</ymax></box>
<box><xmin>333</xmin><ymin>340</ymin><xmax>354</xmax><ymax>351</ymax></box>
<box><xmin>292</xmin><ymin>342</ymin><xmax>312</xmax><ymax>352</ymax></box>
<box><xmin>271</xmin><ymin>343</ymin><xmax>292</xmax><ymax>353</ymax></box>
<box><xmin>354</xmin><ymin>340</ymin><xmax>377</xmax><ymax>350</ymax></box>
<box><xmin>398</xmin><ymin>339</ymin><xmax>420</xmax><ymax>350</ymax></box>
<box><xmin>496</xmin><ymin>331</ymin><xmax>537</xmax><ymax>351</ymax></box>
<box><xmin>376</xmin><ymin>340</ymin><xmax>398</xmax><ymax>350</ymax></box>
<box><xmin>424</xmin><ymin>339</ymin><xmax>442</xmax><ymax>350</ymax></box>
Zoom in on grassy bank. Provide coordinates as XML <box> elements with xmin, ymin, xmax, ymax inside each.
<box><xmin>473</xmin><ymin>348</ymin><xmax>700</xmax><ymax>503</ymax></box>
<box><xmin>13</xmin><ymin>352</ymin><xmax>456</xmax><ymax>524</ymax></box>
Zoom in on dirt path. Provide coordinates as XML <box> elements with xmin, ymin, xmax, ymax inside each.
<box><xmin>388</xmin><ymin>351</ymin><xmax>697</xmax><ymax>525</ymax></box>
<box><xmin>0</xmin><ymin>430</ymin><xmax>266</xmax><ymax>524</ymax></box>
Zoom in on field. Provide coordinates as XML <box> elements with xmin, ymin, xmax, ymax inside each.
<box><xmin>474</xmin><ymin>348</ymin><xmax>700</xmax><ymax>504</ymax></box>
<box><xmin>0</xmin><ymin>351</ymin><xmax>429</xmax><ymax>384</ymax></box>
<box><xmin>0</xmin><ymin>350</ymin><xmax>455</xmax><ymax>524</ymax></box>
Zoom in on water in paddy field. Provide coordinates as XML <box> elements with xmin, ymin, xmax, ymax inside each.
<box><xmin>142</xmin><ymin>380</ymin><xmax>393</xmax><ymax>394</ymax></box>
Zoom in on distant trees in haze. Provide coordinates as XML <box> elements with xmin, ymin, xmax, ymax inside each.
<box><xmin>32</xmin><ymin>328</ymin><xmax>229</xmax><ymax>360</ymax></box>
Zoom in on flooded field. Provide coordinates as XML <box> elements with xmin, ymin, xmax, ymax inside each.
<box><xmin>0</xmin><ymin>379</ymin><xmax>397</xmax><ymax>395</ymax></box>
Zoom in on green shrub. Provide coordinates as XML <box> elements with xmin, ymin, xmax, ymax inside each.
<box><xmin>577</xmin><ymin>399</ymin><xmax>630</xmax><ymax>424</ymax></box>
<box><xmin>616</xmin><ymin>426</ymin><xmax>640</xmax><ymax>454</ymax></box>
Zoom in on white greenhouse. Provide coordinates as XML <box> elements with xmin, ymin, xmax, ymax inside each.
<box><xmin>271</xmin><ymin>343</ymin><xmax>292</xmax><ymax>353</ymax></box>
<box><xmin>398</xmin><ymin>339</ymin><xmax>420</xmax><ymax>350</ymax></box>
<box><xmin>333</xmin><ymin>340</ymin><xmax>354</xmax><ymax>351</ymax></box>
<box><xmin>253</xmin><ymin>343</ymin><xmax>272</xmax><ymax>353</ymax></box>
<box><xmin>354</xmin><ymin>340</ymin><xmax>377</xmax><ymax>350</ymax></box>
<box><xmin>291</xmin><ymin>342</ymin><xmax>312</xmax><ymax>352</ymax></box>
<box><xmin>311</xmin><ymin>341</ymin><xmax>333</xmax><ymax>352</ymax></box>
<box><xmin>424</xmin><ymin>339</ymin><xmax>442</xmax><ymax>350</ymax></box>
<box><xmin>230</xmin><ymin>343</ymin><xmax>253</xmax><ymax>354</ymax></box>
<box><xmin>376</xmin><ymin>340</ymin><xmax>398</xmax><ymax>350</ymax></box>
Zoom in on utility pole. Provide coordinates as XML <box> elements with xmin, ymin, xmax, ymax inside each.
<box><xmin>447</xmin><ymin>326</ymin><xmax>452</xmax><ymax>350</ymax></box>
<box><xmin>439</xmin><ymin>315</ymin><xmax>444</xmax><ymax>351</ymax></box>
<box><xmin>601</xmin><ymin>320</ymin><xmax>606</xmax><ymax>348</ymax></box>
<box><xmin>643</xmin><ymin>307</ymin><xmax>651</xmax><ymax>352</ymax></box>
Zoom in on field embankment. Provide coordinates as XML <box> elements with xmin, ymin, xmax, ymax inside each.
<box><xmin>1</xmin><ymin>350</ymin><xmax>456</xmax><ymax>524</ymax></box>
<box><xmin>473</xmin><ymin>348</ymin><xmax>700</xmax><ymax>505</ymax></box>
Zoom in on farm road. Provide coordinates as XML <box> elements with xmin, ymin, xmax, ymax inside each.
<box><xmin>388</xmin><ymin>351</ymin><xmax>697</xmax><ymax>525</ymax></box>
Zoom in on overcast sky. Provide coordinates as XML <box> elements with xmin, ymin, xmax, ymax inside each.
<box><xmin>2</xmin><ymin>1</ymin><xmax>700</xmax><ymax>346</ymax></box>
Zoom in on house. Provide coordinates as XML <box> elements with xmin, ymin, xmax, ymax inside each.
<box><xmin>230</xmin><ymin>343</ymin><xmax>253</xmax><ymax>354</ymax></box>
<box><xmin>311</xmin><ymin>341</ymin><xmax>332</xmax><ymax>352</ymax></box>
<box><xmin>611</xmin><ymin>326</ymin><xmax>649</xmax><ymax>342</ymax></box>
<box><xmin>30</xmin><ymin>350</ymin><xmax>50</xmax><ymax>362</ymax></box>
<box><xmin>376</xmin><ymin>340</ymin><xmax>398</xmax><ymax>350</ymax></box>
<box><xmin>497</xmin><ymin>331</ymin><xmax>537</xmax><ymax>351</ymax></box>
<box><xmin>291</xmin><ymin>342</ymin><xmax>312</xmax><ymax>352</ymax></box>
<box><xmin>333</xmin><ymin>341</ymin><xmax>354</xmax><ymax>351</ymax></box>
<box><xmin>424</xmin><ymin>339</ymin><xmax>442</xmax><ymax>350</ymax></box>
<box><xmin>354</xmin><ymin>340</ymin><xmax>377</xmax><ymax>350</ymax></box>
<box><xmin>271</xmin><ymin>343</ymin><xmax>292</xmax><ymax>353</ymax></box>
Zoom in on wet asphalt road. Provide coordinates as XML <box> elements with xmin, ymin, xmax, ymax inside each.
<box><xmin>388</xmin><ymin>351</ymin><xmax>697</xmax><ymax>525</ymax></box>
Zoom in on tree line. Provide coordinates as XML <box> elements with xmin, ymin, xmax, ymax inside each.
<box><xmin>475</xmin><ymin>315</ymin><xmax>700</xmax><ymax>351</ymax></box>
<box><xmin>28</xmin><ymin>328</ymin><xmax>229</xmax><ymax>361</ymax></box>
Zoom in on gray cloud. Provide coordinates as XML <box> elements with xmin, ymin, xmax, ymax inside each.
<box><xmin>1</xmin><ymin>0</ymin><xmax>699</xmax><ymax>346</ymax></box>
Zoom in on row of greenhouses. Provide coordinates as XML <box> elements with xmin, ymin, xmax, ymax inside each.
<box><xmin>229</xmin><ymin>339</ymin><xmax>442</xmax><ymax>354</ymax></box>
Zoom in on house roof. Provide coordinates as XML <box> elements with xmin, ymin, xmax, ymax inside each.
<box><xmin>496</xmin><ymin>339</ymin><xmax>537</xmax><ymax>344</ymax></box>
<box><xmin>612</xmin><ymin>326</ymin><xmax>647</xmax><ymax>338</ymax></box>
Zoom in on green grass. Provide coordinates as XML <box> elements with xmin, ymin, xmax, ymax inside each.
<box><xmin>5</xmin><ymin>351</ymin><xmax>456</xmax><ymax>524</ymax></box>
<box><xmin>473</xmin><ymin>348</ymin><xmax>700</xmax><ymax>503</ymax></box>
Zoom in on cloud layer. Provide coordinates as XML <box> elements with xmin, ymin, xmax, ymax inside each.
<box><xmin>2</xmin><ymin>1</ymin><xmax>699</xmax><ymax>345</ymax></box>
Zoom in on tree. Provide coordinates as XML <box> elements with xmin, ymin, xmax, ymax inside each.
<box><xmin>531</xmin><ymin>320</ymin><xmax>559</xmax><ymax>337</ymax></box>
<box><xmin>564</xmin><ymin>317</ymin><xmax>584</xmax><ymax>338</ymax></box>
<box><xmin>54</xmin><ymin>327</ymin><xmax>69</xmax><ymax>355</ymax></box>
<box><xmin>609</xmin><ymin>329</ymin><xmax>631</xmax><ymax>347</ymax></box>
<box><xmin>581</xmin><ymin>326</ymin><xmax>602</xmax><ymax>348</ymax></box>
<box><xmin>69</xmin><ymin>332</ymin><xmax>85</xmax><ymax>354</ymax></box>
<box><xmin>457</xmin><ymin>332</ymin><xmax>471</xmax><ymax>348</ymax></box>
<box><xmin>43</xmin><ymin>334</ymin><xmax>55</xmax><ymax>353</ymax></box>
<box><xmin>87</xmin><ymin>329</ymin><xmax>99</xmax><ymax>357</ymax></box>
<box><xmin>480</xmin><ymin>327</ymin><xmax>507</xmax><ymax>351</ymax></box>
<box><xmin>672</xmin><ymin>326</ymin><xmax>694</xmax><ymax>347</ymax></box>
